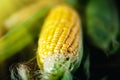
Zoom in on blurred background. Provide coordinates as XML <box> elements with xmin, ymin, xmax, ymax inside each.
<box><xmin>0</xmin><ymin>0</ymin><xmax>119</xmax><ymax>80</ymax></box>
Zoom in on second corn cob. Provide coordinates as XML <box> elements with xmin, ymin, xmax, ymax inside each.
<box><xmin>37</xmin><ymin>4</ymin><xmax>83</xmax><ymax>80</ymax></box>
<box><xmin>0</xmin><ymin>0</ymin><xmax>38</xmax><ymax>32</ymax></box>
<box><xmin>4</xmin><ymin>0</ymin><xmax>59</xmax><ymax>30</ymax></box>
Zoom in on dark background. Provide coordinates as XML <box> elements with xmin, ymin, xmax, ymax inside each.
<box><xmin>74</xmin><ymin>0</ymin><xmax>120</xmax><ymax>80</ymax></box>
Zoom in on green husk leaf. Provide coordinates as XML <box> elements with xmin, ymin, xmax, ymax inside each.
<box><xmin>0</xmin><ymin>4</ymin><xmax>55</xmax><ymax>62</ymax></box>
<box><xmin>86</xmin><ymin>0</ymin><xmax>119</xmax><ymax>55</ymax></box>
<box><xmin>61</xmin><ymin>71</ymin><xmax>72</xmax><ymax>80</ymax></box>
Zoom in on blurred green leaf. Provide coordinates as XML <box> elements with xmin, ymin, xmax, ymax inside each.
<box><xmin>83</xmin><ymin>52</ymin><xmax>90</xmax><ymax>80</ymax></box>
<box><xmin>86</xmin><ymin>0</ymin><xmax>119</xmax><ymax>55</ymax></box>
<box><xmin>0</xmin><ymin>4</ymin><xmax>54</xmax><ymax>62</ymax></box>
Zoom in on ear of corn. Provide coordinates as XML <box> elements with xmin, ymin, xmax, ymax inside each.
<box><xmin>86</xmin><ymin>0</ymin><xmax>119</xmax><ymax>55</ymax></box>
<box><xmin>37</xmin><ymin>4</ymin><xmax>83</xmax><ymax>80</ymax></box>
<box><xmin>0</xmin><ymin>4</ymin><xmax>55</xmax><ymax>62</ymax></box>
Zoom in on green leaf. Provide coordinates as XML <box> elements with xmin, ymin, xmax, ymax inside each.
<box><xmin>86</xmin><ymin>0</ymin><xmax>119</xmax><ymax>55</ymax></box>
<box><xmin>0</xmin><ymin>4</ymin><xmax>54</xmax><ymax>62</ymax></box>
<box><xmin>61</xmin><ymin>71</ymin><xmax>73</xmax><ymax>80</ymax></box>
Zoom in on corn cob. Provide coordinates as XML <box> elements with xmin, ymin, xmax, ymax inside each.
<box><xmin>37</xmin><ymin>4</ymin><xmax>83</xmax><ymax>80</ymax></box>
<box><xmin>4</xmin><ymin>0</ymin><xmax>58</xmax><ymax>30</ymax></box>
<box><xmin>86</xmin><ymin>0</ymin><xmax>119</xmax><ymax>55</ymax></box>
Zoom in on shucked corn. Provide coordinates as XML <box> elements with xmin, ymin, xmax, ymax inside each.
<box><xmin>38</xmin><ymin>4</ymin><xmax>80</xmax><ymax>66</ymax></box>
<box><xmin>37</xmin><ymin>4</ymin><xmax>83</xmax><ymax>80</ymax></box>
